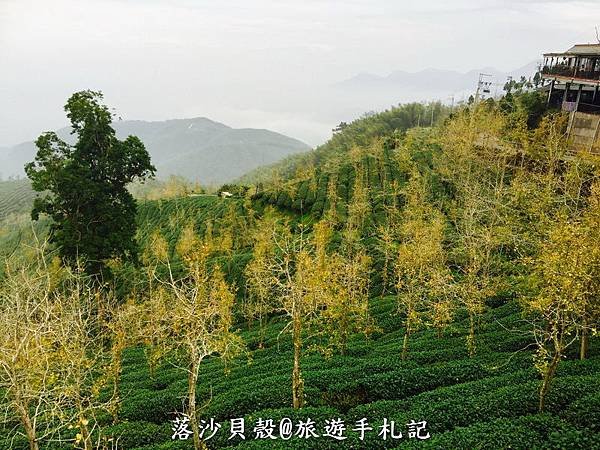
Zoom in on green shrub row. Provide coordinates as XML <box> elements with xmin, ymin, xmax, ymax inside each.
<box><xmin>399</xmin><ymin>414</ymin><xmax>580</xmax><ymax>450</ymax></box>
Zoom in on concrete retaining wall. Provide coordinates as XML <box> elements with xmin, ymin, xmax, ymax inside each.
<box><xmin>568</xmin><ymin>111</ymin><xmax>600</xmax><ymax>154</ymax></box>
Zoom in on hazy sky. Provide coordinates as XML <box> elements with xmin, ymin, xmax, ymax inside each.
<box><xmin>1</xmin><ymin>0</ymin><xmax>599</xmax><ymax>147</ymax></box>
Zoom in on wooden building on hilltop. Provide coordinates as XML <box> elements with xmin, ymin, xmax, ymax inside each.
<box><xmin>540</xmin><ymin>43</ymin><xmax>600</xmax><ymax>153</ymax></box>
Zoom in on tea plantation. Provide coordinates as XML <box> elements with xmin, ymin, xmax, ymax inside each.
<box><xmin>1</xmin><ymin>195</ymin><xmax>599</xmax><ymax>450</ymax></box>
<box><xmin>0</xmin><ymin>179</ymin><xmax>35</xmax><ymax>220</ymax></box>
<box><xmin>2</xmin><ymin>100</ymin><xmax>600</xmax><ymax>450</ymax></box>
<box><xmin>96</xmin><ymin>296</ymin><xmax>600</xmax><ymax>449</ymax></box>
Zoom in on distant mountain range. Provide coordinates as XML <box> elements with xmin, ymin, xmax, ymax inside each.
<box><xmin>332</xmin><ymin>61</ymin><xmax>541</xmax><ymax>101</ymax></box>
<box><xmin>0</xmin><ymin>118</ymin><xmax>310</xmax><ymax>185</ymax></box>
<box><xmin>0</xmin><ymin>61</ymin><xmax>540</xmax><ymax>182</ymax></box>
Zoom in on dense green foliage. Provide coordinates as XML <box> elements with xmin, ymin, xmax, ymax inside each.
<box><xmin>238</xmin><ymin>102</ymin><xmax>449</xmax><ymax>186</ymax></box>
<box><xmin>2</xmin><ymin>297</ymin><xmax>595</xmax><ymax>449</ymax></box>
<box><xmin>25</xmin><ymin>90</ymin><xmax>156</xmax><ymax>273</ymax></box>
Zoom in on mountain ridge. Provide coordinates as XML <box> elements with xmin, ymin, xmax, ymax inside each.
<box><xmin>334</xmin><ymin>61</ymin><xmax>540</xmax><ymax>93</ymax></box>
<box><xmin>0</xmin><ymin>117</ymin><xmax>310</xmax><ymax>184</ymax></box>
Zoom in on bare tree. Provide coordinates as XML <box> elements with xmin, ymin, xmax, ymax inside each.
<box><xmin>0</xmin><ymin>252</ymin><xmax>114</xmax><ymax>450</ymax></box>
<box><xmin>243</xmin><ymin>207</ymin><xmax>281</xmax><ymax>348</ymax></box>
<box><xmin>140</xmin><ymin>225</ymin><xmax>244</xmax><ymax>450</ymax></box>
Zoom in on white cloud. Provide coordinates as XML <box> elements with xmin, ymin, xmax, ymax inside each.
<box><xmin>0</xmin><ymin>0</ymin><xmax>598</xmax><ymax>146</ymax></box>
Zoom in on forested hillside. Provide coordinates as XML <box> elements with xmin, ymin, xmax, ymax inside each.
<box><xmin>237</xmin><ymin>102</ymin><xmax>447</xmax><ymax>186</ymax></box>
<box><xmin>1</xmin><ymin>97</ymin><xmax>599</xmax><ymax>449</ymax></box>
<box><xmin>0</xmin><ymin>117</ymin><xmax>310</xmax><ymax>184</ymax></box>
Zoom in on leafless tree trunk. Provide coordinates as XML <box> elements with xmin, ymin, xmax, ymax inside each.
<box><xmin>580</xmin><ymin>324</ymin><xmax>589</xmax><ymax>360</ymax></box>
<box><xmin>468</xmin><ymin>313</ymin><xmax>476</xmax><ymax>357</ymax></box>
<box><xmin>402</xmin><ymin>330</ymin><xmax>410</xmax><ymax>361</ymax></box>
<box><xmin>292</xmin><ymin>312</ymin><xmax>304</xmax><ymax>409</ymax></box>
<box><xmin>15</xmin><ymin>396</ymin><xmax>38</xmax><ymax>450</ymax></box>
<box><xmin>188</xmin><ymin>356</ymin><xmax>202</xmax><ymax>450</ymax></box>
<box><xmin>539</xmin><ymin>351</ymin><xmax>561</xmax><ymax>412</ymax></box>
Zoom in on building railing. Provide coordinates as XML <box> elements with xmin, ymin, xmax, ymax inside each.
<box><xmin>542</xmin><ymin>65</ymin><xmax>600</xmax><ymax>81</ymax></box>
<box><xmin>578</xmin><ymin>102</ymin><xmax>600</xmax><ymax>114</ymax></box>
<box><xmin>561</xmin><ymin>101</ymin><xmax>600</xmax><ymax>114</ymax></box>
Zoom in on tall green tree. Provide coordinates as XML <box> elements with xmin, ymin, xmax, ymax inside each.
<box><xmin>25</xmin><ymin>91</ymin><xmax>155</xmax><ymax>274</ymax></box>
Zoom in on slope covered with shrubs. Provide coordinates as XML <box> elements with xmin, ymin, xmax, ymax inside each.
<box><xmin>61</xmin><ymin>299</ymin><xmax>599</xmax><ymax>449</ymax></box>
<box><xmin>0</xmin><ymin>179</ymin><xmax>36</xmax><ymax>220</ymax></box>
<box><xmin>1</xmin><ymin>95</ymin><xmax>599</xmax><ymax>450</ymax></box>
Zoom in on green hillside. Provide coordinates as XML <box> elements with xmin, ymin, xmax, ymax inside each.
<box><xmin>1</xmin><ymin>97</ymin><xmax>599</xmax><ymax>450</ymax></box>
<box><xmin>0</xmin><ymin>179</ymin><xmax>36</xmax><ymax>220</ymax></box>
<box><xmin>6</xmin><ymin>197</ymin><xmax>594</xmax><ymax>449</ymax></box>
<box><xmin>237</xmin><ymin>102</ymin><xmax>446</xmax><ymax>186</ymax></box>
<box><xmin>0</xmin><ymin>118</ymin><xmax>310</xmax><ymax>185</ymax></box>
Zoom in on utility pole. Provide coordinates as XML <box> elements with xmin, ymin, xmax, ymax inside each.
<box><xmin>474</xmin><ymin>73</ymin><xmax>493</xmax><ymax>104</ymax></box>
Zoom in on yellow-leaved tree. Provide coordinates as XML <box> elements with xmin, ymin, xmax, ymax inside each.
<box><xmin>266</xmin><ymin>222</ymin><xmax>321</xmax><ymax>409</ymax></box>
<box><xmin>258</xmin><ymin>217</ymin><xmax>374</xmax><ymax>408</ymax></box>
<box><xmin>105</xmin><ymin>295</ymin><xmax>146</xmax><ymax>424</ymax></box>
<box><xmin>140</xmin><ymin>224</ymin><xmax>244</xmax><ymax>450</ymax></box>
<box><xmin>313</xmin><ymin>219</ymin><xmax>375</xmax><ymax>357</ymax></box>
<box><xmin>243</xmin><ymin>207</ymin><xmax>281</xmax><ymax>348</ymax></box>
<box><xmin>395</xmin><ymin>172</ymin><xmax>452</xmax><ymax>360</ymax></box>
<box><xmin>528</xmin><ymin>196</ymin><xmax>600</xmax><ymax>411</ymax></box>
<box><xmin>0</xmin><ymin>253</ymin><xmax>114</xmax><ymax>450</ymax></box>
<box><xmin>438</xmin><ymin>106</ymin><xmax>510</xmax><ymax>356</ymax></box>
